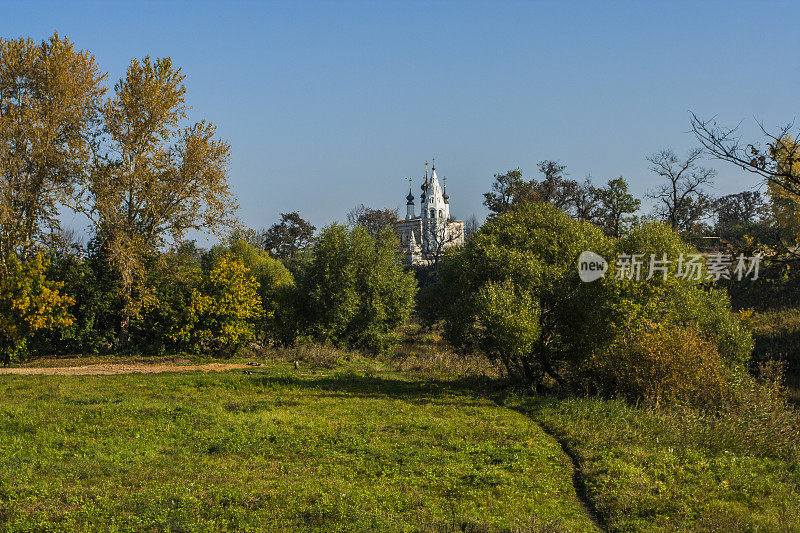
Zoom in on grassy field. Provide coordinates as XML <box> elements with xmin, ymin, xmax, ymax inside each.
<box><xmin>0</xmin><ymin>362</ymin><xmax>595</xmax><ymax>532</ymax></box>
<box><xmin>2</xmin><ymin>344</ymin><xmax>800</xmax><ymax>531</ymax></box>
<box><xmin>503</xmin><ymin>394</ymin><xmax>800</xmax><ymax>532</ymax></box>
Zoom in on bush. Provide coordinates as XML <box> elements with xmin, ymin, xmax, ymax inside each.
<box><xmin>292</xmin><ymin>224</ymin><xmax>417</xmax><ymax>353</ymax></box>
<box><xmin>591</xmin><ymin>323</ymin><xmax>728</xmax><ymax>406</ymax></box>
<box><xmin>0</xmin><ymin>255</ymin><xmax>74</xmax><ymax>364</ymax></box>
<box><xmin>429</xmin><ymin>201</ymin><xmax>616</xmax><ymax>388</ymax></box>
<box><xmin>206</xmin><ymin>239</ymin><xmax>295</xmax><ymax>344</ymax></box>
<box><xmin>174</xmin><ymin>253</ymin><xmax>263</xmax><ymax>357</ymax></box>
<box><xmin>424</xmin><ymin>204</ymin><xmax>753</xmax><ymax>402</ymax></box>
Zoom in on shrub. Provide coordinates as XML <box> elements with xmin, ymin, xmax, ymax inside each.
<box><xmin>174</xmin><ymin>254</ymin><xmax>263</xmax><ymax>357</ymax></box>
<box><xmin>425</xmin><ymin>206</ymin><xmax>753</xmax><ymax>402</ymax></box>
<box><xmin>292</xmin><ymin>224</ymin><xmax>417</xmax><ymax>353</ymax></box>
<box><xmin>591</xmin><ymin>323</ymin><xmax>728</xmax><ymax>406</ymax></box>
<box><xmin>0</xmin><ymin>255</ymin><xmax>74</xmax><ymax>364</ymax></box>
<box><xmin>206</xmin><ymin>239</ymin><xmax>295</xmax><ymax>344</ymax></box>
<box><xmin>430</xmin><ymin>201</ymin><xmax>616</xmax><ymax>388</ymax></box>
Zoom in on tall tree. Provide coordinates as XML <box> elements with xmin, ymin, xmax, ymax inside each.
<box><xmin>714</xmin><ymin>191</ymin><xmax>765</xmax><ymax>229</ymax></box>
<box><xmin>596</xmin><ymin>177</ymin><xmax>640</xmax><ymax>237</ymax></box>
<box><xmin>482</xmin><ymin>169</ymin><xmax>535</xmax><ymax>215</ymax></box>
<box><xmin>346</xmin><ymin>204</ymin><xmax>399</xmax><ymax>238</ymax></box>
<box><xmin>0</xmin><ymin>33</ymin><xmax>106</xmax><ymax>268</ymax></box>
<box><xmin>263</xmin><ymin>211</ymin><xmax>316</xmax><ymax>260</ymax></box>
<box><xmin>646</xmin><ymin>148</ymin><xmax>715</xmax><ymax>233</ymax></box>
<box><xmin>77</xmin><ymin>56</ymin><xmax>237</xmax><ymax>332</ymax></box>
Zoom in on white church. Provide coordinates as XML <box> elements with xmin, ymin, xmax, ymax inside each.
<box><xmin>394</xmin><ymin>161</ymin><xmax>465</xmax><ymax>266</ymax></box>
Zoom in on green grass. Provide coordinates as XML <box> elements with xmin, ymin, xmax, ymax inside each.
<box><xmin>0</xmin><ymin>364</ymin><xmax>595</xmax><ymax>532</ymax></box>
<box><xmin>502</xmin><ymin>394</ymin><xmax>800</xmax><ymax>532</ymax></box>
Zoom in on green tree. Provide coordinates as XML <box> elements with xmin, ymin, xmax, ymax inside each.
<box><xmin>0</xmin><ymin>255</ymin><xmax>73</xmax><ymax>365</ymax></box>
<box><xmin>431</xmin><ymin>202</ymin><xmax>615</xmax><ymax>387</ymax></box>
<box><xmin>482</xmin><ymin>169</ymin><xmax>535</xmax><ymax>215</ymax></box>
<box><xmin>0</xmin><ymin>33</ymin><xmax>106</xmax><ymax>266</ymax></box>
<box><xmin>596</xmin><ymin>177</ymin><xmax>640</xmax><ymax>237</ymax></box>
<box><xmin>346</xmin><ymin>204</ymin><xmax>400</xmax><ymax>238</ymax></box>
<box><xmin>263</xmin><ymin>211</ymin><xmax>316</xmax><ymax>261</ymax></box>
<box><xmin>294</xmin><ymin>224</ymin><xmax>416</xmax><ymax>353</ymax></box>
<box><xmin>206</xmin><ymin>238</ymin><xmax>294</xmax><ymax>343</ymax></box>
<box><xmin>424</xmin><ymin>203</ymin><xmax>752</xmax><ymax>395</ymax></box>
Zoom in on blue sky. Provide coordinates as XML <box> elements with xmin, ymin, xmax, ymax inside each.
<box><xmin>4</xmin><ymin>1</ymin><xmax>799</xmax><ymax>240</ymax></box>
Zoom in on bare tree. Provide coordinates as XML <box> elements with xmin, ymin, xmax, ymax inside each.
<box><xmin>690</xmin><ymin>114</ymin><xmax>800</xmax><ymax>197</ymax></box>
<box><xmin>464</xmin><ymin>214</ymin><xmax>481</xmax><ymax>241</ymax></box>
<box><xmin>646</xmin><ymin>148</ymin><xmax>715</xmax><ymax>232</ymax></box>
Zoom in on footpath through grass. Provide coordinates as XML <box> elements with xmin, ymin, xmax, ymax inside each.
<box><xmin>502</xmin><ymin>394</ymin><xmax>800</xmax><ymax>532</ymax></box>
<box><xmin>0</xmin><ymin>364</ymin><xmax>595</xmax><ymax>532</ymax></box>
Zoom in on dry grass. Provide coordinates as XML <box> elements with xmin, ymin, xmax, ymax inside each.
<box><xmin>384</xmin><ymin>323</ymin><xmax>502</xmax><ymax>378</ymax></box>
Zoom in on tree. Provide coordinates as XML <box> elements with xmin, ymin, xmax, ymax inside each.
<box><xmin>430</xmin><ymin>202</ymin><xmax>615</xmax><ymax>387</ymax></box>
<box><xmin>572</xmin><ymin>179</ymin><xmax>601</xmax><ymax>222</ymax></box>
<box><xmin>596</xmin><ymin>177</ymin><xmax>640</xmax><ymax>237</ymax></box>
<box><xmin>204</xmin><ymin>238</ymin><xmax>294</xmax><ymax>343</ymax></box>
<box><xmin>0</xmin><ymin>33</ymin><xmax>106</xmax><ymax>267</ymax></box>
<box><xmin>293</xmin><ymin>224</ymin><xmax>416</xmax><ymax>353</ymax></box>
<box><xmin>464</xmin><ymin>214</ymin><xmax>481</xmax><ymax>241</ymax></box>
<box><xmin>483</xmin><ymin>169</ymin><xmax>537</xmax><ymax>215</ymax></box>
<box><xmin>691</xmin><ymin>115</ymin><xmax>800</xmax><ymax>254</ymax></box>
<box><xmin>690</xmin><ymin>114</ymin><xmax>800</xmax><ymax>198</ymax></box>
<box><xmin>534</xmin><ymin>160</ymin><xmax>577</xmax><ymax>211</ymax></box>
<box><xmin>483</xmin><ymin>162</ymin><xmax>586</xmax><ymax>218</ymax></box>
<box><xmin>714</xmin><ymin>191</ymin><xmax>765</xmax><ymax>230</ymax></box>
<box><xmin>263</xmin><ymin>211</ymin><xmax>316</xmax><ymax>260</ymax></box>
<box><xmin>422</xmin><ymin>204</ymin><xmax>751</xmax><ymax>393</ymax></box>
<box><xmin>77</xmin><ymin>56</ymin><xmax>237</xmax><ymax>332</ymax></box>
<box><xmin>175</xmin><ymin>254</ymin><xmax>262</xmax><ymax>357</ymax></box>
<box><xmin>346</xmin><ymin>204</ymin><xmax>400</xmax><ymax>238</ymax></box>
<box><xmin>646</xmin><ymin>148</ymin><xmax>715</xmax><ymax>233</ymax></box>
<box><xmin>0</xmin><ymin>255</ymin><xmax>74</xmax><ymax>365</ymax></box>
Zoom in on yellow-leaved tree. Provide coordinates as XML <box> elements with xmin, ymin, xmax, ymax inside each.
<box><xmin>0</xmin><ymin>255</ymin><xmax>73</xmax><ymax>365</ymax></box>
<box><xmin>769</xmin><ymin>137</ymin><xmax>800</xmax><ymax>246</ymax></box>
<box><xmin>174</xmin><ymin>254</ymin><xmax>262</xmax><ymax>357</ymax></box>
<box><xmin>77</xmin><ymin>56</ymin><xmax>238</xmax><ymax>341</ymax></box>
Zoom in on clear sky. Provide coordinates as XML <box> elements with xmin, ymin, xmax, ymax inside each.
<box><xmin>4</xmin><ymin>1</ymin><xmax>799</xmax><ymax>240</ymax></box>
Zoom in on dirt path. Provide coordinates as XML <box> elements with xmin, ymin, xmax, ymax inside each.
<box><xmin>0</xmin><ymin>363</ymin><xmax>250</xmax><ymax>376</ymax></box>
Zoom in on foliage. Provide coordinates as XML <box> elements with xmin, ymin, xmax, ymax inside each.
<box><xmin>425</xmin><ymin>208</ymin><xmax>752</xmax><ymax>398</ymax></box>
<box><xmin>207</xmin><ymin>239</ymin><xmax>295</xmax><ymax>344</ymax></box>
<box><xmin>646</xmin><ymin>148</ymin><xmax>715</xmax><ymax>236</ymax></box>
<box><xmin>346</xmin><ymin>204</ymin><xmax>400</xmax><ymax>238</ymax></box>
<box><xmin>76</xmin><ymin>55</ymin><xmax>237</xmax><ymax>330</ymax></box>
<box><xmin>0</xmin><ymin>255</ymin><xmax>73</xmax><ymax>364</ymax></box>
<box><xmin>175</xmin><ymin>254</ymin><xmax>262</xmax><ymax>357</ymax></box>
<box><xmin>430</xmin><ymin>201</ymin><xmax>615</xmax><ymax>387</ymax></box>
<box><xmin>595</xmin><ymin>176</ymin><xmax>640</xmax><ymax>237</ymax></box>
<box><xmin>293</xmin><ymin>224</ymin><xmax>417</xmax><ymax>353</ymax></box>
<box><xmin>591</xmin><ymin>323</ymin><xmax>728</xmax><ymax>406</ymax></box>
<box><xmin>0</xmin><ymin>33</ymin><xmax>106</xmax><ymax>264</ymax></box>
<box><xmin>482</xmin><ymin>168</ymin><xmax>536</xmax><ymax>214</ymax></box>
<box><xmin>263</xmin><ymin>211</ymin><xmax>315</xmax><ymax>261</ymax></box>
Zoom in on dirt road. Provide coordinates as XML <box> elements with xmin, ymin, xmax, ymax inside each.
<box><xmin>0</xmin><ymin>363</ymin><xmax>250</xmax><ymax>376</ymax></box>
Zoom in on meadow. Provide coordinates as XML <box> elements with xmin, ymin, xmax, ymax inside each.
<box><xmin>1</xmin><ymin>341</ymin><xmax>799</xmax><ymax>532</ymax></box>
<box><xmin>0</xmin><ymin>358</ymin><xmax>594</xmax><ymax>532</ymax></box>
